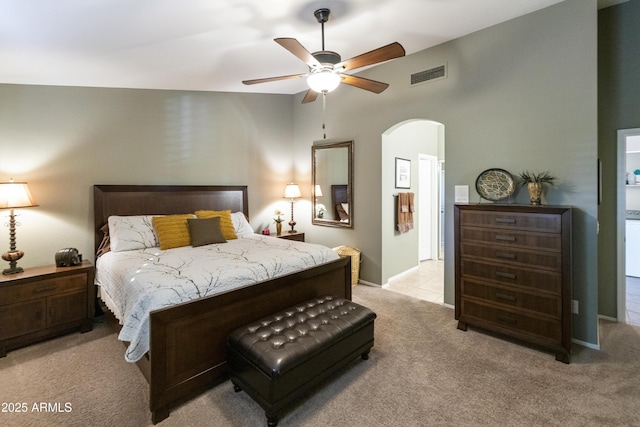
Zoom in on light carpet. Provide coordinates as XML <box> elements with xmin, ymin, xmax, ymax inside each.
<box><xmin>1</xmin><ymin>285</ymin><xmax>639</xmax><ymax>426</ymax></box>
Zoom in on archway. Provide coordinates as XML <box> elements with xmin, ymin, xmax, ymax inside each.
<box><xmin>381</xmin><ymin>119</ymin><xmax>444</xmax><ymax>301</ymax></box>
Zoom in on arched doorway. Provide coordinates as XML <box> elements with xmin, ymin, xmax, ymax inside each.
<box><xmin>381</xmin><ymin>119</ymin><xmax>444</xmax><ymax>302</ymax></box>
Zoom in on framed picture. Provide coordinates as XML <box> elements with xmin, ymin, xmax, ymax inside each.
<box><xmin>395</xmin><ymin>157</ymin><xmax>411</xmax><ymax>189</ymax></box>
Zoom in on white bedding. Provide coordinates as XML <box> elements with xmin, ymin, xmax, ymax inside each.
<box><xmin>95</xmin><ymin>234</ymin><xmax>340</xmax><ymax>362</ymax></box>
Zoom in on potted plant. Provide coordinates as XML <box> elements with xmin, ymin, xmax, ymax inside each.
<box><xmin>273</xmin><ymin>210</ymin><xmax>285</xmax><ymax>235</ymax></box>
<box><xmin>518</xmin><ymin>171</ymin><xmax>556</xmax><ymax>205</ymax></box>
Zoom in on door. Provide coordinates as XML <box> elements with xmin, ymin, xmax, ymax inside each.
<box><xmin>419</xmin><ymin>154</ymin><xmax>438</xmax><ymax>261</ymax></box>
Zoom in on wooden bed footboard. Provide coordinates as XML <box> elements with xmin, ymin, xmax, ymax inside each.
<box><xmin>148</xmin><ymin>256</ymin><xmax>352</xmax><ymax>424</ymax></box>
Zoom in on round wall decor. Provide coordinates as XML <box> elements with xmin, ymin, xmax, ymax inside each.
<box><xmin>475</xmin><ymin>168</ymin><xmax>516</xmax><ymax>201</ymax></box>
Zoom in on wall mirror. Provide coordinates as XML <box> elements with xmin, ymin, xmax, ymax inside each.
<box><xmin>312</xmin><ymin>140</ymin><xmax>353</xmax><ymax>228</ymax></box>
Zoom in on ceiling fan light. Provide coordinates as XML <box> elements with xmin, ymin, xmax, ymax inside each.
<box><xmin>307</xmin><ymin>71</ymin><xmax>341</xmax><ymax>93</ymax></box>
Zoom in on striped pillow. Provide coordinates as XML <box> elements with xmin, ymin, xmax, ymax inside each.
<box><xmin>152</xmin><ymin>214</ymin><xmax>195</xmax><ymax>250</ymax></box>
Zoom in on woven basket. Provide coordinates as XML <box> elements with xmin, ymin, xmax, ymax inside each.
<box><xmin>333</xmin><ymin>245</ymin><xmax>361</xmax><ymax>286</ymax></box>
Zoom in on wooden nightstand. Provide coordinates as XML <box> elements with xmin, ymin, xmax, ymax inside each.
<box><xmin>0</xmin><ymin>260</ymin><xmax>95</xmax><ymax>357</ymax></box>
<box><xmin>276</xmin><ymin>231</ymin><xmax>305</xmax><ymax>242</ymax></box>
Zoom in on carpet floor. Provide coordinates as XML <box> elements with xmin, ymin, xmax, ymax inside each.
<box><xmin>1</xmin><ymin>285</ymin><xmax>639</xmax><ymax>426</ymax></box>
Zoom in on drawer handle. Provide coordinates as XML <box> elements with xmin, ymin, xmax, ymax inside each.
<box><xmin>496</xmin><ymin>314</ymin><xmax>517</xmax><ymax>324</ymax></box>
<box><xmin>496</xmin><ymin>271</ymin><xmax>517</xmax><ymax>280</ymax></box>
<box><xmin>495</xmin><ymin>234</ymin><xmax>516</xmax><ymax>242</ymax></box>
<box><xmin>496</xmin><ymin>293</ymin><xmax>516</xmax><ymax>302</ymax></box>
<box><xmin>495</xmin><ymin>218</ymin><xmax>516</xmax><ymax>224</ymax></box>
<box><xmin>495</xmin><ymin>252</ymin><xmax>516</xmax><ymax>260</ymax></box>
<box><xmin>33</xmin><ymin>285</ymin><xmax>57</xmax><ymax>294</ymax></box>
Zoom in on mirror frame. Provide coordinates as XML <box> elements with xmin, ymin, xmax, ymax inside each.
<box><xmin>312</xmin><ymin>140</ymin><xmax>354</xmax><ymax>228</ymax></box>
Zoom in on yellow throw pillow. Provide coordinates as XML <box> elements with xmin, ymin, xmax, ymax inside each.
<box><xmin>152</xmin><ymin>214</ymin><xmax>194</xmax><ymax>250</ymax></box>
<box><xmin>194</xmin><ymin>210</ymin><xmax>237</xmax><ymax>240</ymax></box>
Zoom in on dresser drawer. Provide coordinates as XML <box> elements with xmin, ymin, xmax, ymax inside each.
<box><xmin>460</xmin><ymin>210</ymin><xmax>561</xmax><ymax>233</ymax></box>
<box><xmin>0</xmin><ymin>299</ymin><xmax>47</xmax><ymax>339</ymax></box>
<box><xmin>460</xmin><ymin>227</ymin><xmax>561</xmax><ymax>252</ymax></box>
<box><xmin>461</xmin><ymin>242</ymin><xmax>562</xmax><ymax>272</ymax></box>
<box><xmin>461</xmin><ymin>299</ymin><xmax>562</xmax><ymax>342</ymax></box>
<box><xmin>461</xmin><ymin>279</ymin><xmax>561</xmax><ymax>318</ymax></box>
<box><xmin>461</xmin><ymin>259</ymin><xmax>561</xmax><ymax>293</ymax></box>
<box><xmin>0</xmin><ymin>273</ymin><xmax>87</xmax><ymax>305</ymax></box>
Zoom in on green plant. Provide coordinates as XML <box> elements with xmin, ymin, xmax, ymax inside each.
<box><xmin>518</xmin><ymin>171</ymin><xmax>556</xmax><ymax>187</ymax></box>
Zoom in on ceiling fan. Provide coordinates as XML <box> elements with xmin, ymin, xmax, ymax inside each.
<box><xmin>242</xmin><ymin>8</ymin><xmax>406</xmax><ymax>104</ymax></box>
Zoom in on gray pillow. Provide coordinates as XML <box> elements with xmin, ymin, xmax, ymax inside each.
<box><xmin>188</xmin><ymin>217</ymin><xmax>227</xmax><ymax>247</ymax></box>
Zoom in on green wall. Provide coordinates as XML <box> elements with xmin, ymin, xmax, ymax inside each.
<box><xmin>0</xmin><ymin>86</ymin><xmax>294</xmax><ymax>267</ymax></box>
<box><xmin>598</xmin><ymin>0</ymin><xmax>640</xmax><ymax>318</ymax></box>
<box><xmin>293</xmin><ymin>0</ymin><xmax>599</xmax><ymax>344</ymax></box>
<box><xmin>0</xmin><ymin>0</ymin><xmax>602</xmax><ymax>346</ymax></box>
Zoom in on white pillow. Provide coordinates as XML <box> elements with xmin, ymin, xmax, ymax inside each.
<box><xmin>231</xmin><ymin>211</ymin><xmax>254</xmax><ymax>236</ymax></box>
<box><xmin>341</xmin><ymin>203</ymin><xmax>349</xmax><ymax>215</ymax></box>
<box><xmin>108</xmin><ymin>215</ymin><xmax>159</xmax><ymax>252</ymax></box>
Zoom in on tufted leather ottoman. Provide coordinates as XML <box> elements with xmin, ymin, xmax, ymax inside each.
<box><xmin>226</xmin><ymin>295</ymin><xmax>376</xmax><ymax>426</ymax></box>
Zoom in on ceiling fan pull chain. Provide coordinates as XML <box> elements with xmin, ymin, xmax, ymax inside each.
<box><xmin>322</xmin><ymin>92</ymin><xmax>327</xmax><ymax>139</ymax></box>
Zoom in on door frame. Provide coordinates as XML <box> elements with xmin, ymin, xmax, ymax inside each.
<box><xmin>617</xmin><ymin>127</ymin><xmax>640</xmax><ymax>322</ymax></box>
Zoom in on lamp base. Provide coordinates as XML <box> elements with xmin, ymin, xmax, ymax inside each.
<box><xmin>2</xmin><ymin>250</ymin><xmax>25</xmax><ymax>275</ymax></box>
<box><xmin>3</xmin><ymin>265</ymin><xmax>24</xmax><ymax>275</ymax></box>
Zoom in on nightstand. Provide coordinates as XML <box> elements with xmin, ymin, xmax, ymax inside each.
<box><xmin>0</xmin><ymin>260</ymin><xmax>95</xmax><ymax>357</ymax></box>
<box><xmin>276</xmin><ymin>231</ymin><xmax>305</xmax><ymax>242</ymax></box>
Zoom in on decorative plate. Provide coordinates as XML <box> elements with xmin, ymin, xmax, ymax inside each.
<box><xmin>475</xmin><ymin>168</ymin><xmax>516</xmax><ymax>201</ymax></box>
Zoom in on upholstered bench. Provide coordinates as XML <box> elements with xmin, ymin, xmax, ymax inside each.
<box><xmin>226</xmin><ymin>295</ymin><xmax>376</xmax><ymax>426</ymax></box>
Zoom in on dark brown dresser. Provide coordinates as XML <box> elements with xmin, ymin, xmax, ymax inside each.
<box><xmin>454</xmin><ymin>204</ymin><xmax>572</xmax><ymax>363</ymax></box>
<box><xmin>0</xmin><ymin>261</ymin><xmax>94</xmax><ymax>357</ymax></box>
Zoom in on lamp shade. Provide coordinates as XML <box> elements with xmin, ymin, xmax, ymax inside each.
<box><xmin>315</xmin><ymin>185</ymin><xmax>323</xmax><ymax>197</ymax></box>
<box><xmin>283</xmin><ymin>183</ymin><xmax>301</xmax><ymax>200</ymax></box>
<box><xmin>0</xmin><ymin>180</ymin><xmax>38</xmax><ymax>209</ymax></box>
<box><xmin>307</xmin><ymin>71</ymin><xmax>341</xmax><ymax>93</ymax></box>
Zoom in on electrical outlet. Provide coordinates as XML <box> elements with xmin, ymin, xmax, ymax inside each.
<box><xmin>572</xmin><ymin>300</ymin><xmax>579</xmax><ymax>314</ymax></box>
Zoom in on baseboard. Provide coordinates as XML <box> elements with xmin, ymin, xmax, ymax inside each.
<box><xmin>358</xmin><ymin>279</ymin><xmax>381</xmax><ymax>287</ymax></box>
<box><xmin>598</xmin><ymin>314</ymin><xmax>618</xmax><ymax>322</ymax></box>
<box><xmin>387</xmin><ymin>265</ymin><xmax>420</xmax><ymax>283</ymax></box>
<box><xmin>572</xmin><ymin>337</ymin><xmax>600</xmax><ymax>351</ymax></box>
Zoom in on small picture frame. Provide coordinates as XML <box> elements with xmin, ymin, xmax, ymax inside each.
<box><xmin>395</xmin><ymin>157</ymin><xmax>411</xmax><ymax>189</ymax></box>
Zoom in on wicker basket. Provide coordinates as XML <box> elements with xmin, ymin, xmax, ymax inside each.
<box><xmin>333</xmin><ymin>245</ymin><xmax>361</xmax><ymax>286</ymax></box>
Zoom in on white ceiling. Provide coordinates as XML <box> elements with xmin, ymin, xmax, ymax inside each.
<box><xmin>0</xmin><ymin>0</ymin><xmax>624</xmax><ymax>95</ymax></box>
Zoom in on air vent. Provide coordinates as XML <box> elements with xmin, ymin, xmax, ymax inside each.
<box><xmin>411</xmin><ymin>64</ymin><xmax>447</xmax><ymax>86</ymax></box>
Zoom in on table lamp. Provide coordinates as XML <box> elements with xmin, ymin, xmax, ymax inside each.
<box><xmin>283</xmin><ymin>183</ymin><xmax>301</xmax><ymax>233</ymax></box>
<box><xmin>0</xmin><ymin>179</ymin><xmax>38</xmax><ymax>274</ymax></box>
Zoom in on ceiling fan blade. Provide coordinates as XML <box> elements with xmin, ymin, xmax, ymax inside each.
<box><xmin>301</xmin><ymin>90</ymin><xmax>319</xmax><ymax>104</ymax></box>
<box><xmin>242</xmin><ymin>73</ymin><xmax>307</xmax><ymax>85</ymax></box>
<box><xmin>275</xmin><ymin>38</ymin><xmax>322</xmax><ymax>68</ymax></box>
<box><xmin>337</xmin><ymin>42</ymin><xmax>405</xmax><ymax>72</ymax></box>
<box><xmin>339</xmin><ymin>74</ymin><xmax>389</xmax><ymax>94</ymax></box>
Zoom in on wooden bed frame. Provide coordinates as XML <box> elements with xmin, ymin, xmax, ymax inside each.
<box><xmin>93</xmin><ymin>185</ymin><xmax>352</xmax><ymax>424</ymax></box>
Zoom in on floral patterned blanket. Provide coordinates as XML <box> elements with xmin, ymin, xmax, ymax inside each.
<box><xmin>95</xmin><ymin>234</ymin><xmax>339</xmax><ymax>362</ymax></box>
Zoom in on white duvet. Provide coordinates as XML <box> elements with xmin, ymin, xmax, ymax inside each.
<box><xmin>95</xmin><ymin>234</ymin><xmax>340</xmax><ymax>362</ymax></box>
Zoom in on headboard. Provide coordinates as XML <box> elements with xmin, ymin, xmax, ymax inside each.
<box><xmin>331</xmin><ymin>185</ymin><xmax>348</xmax><ymax>219</ymax></box>
<box><xmin>93</xmin><ymin>185</ymin><xmax>248</xmax><ymax>255</ymax></box>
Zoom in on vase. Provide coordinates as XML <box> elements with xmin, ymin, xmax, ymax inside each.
<box><xmin>276</xmin><ymin>222</ymin><xmax>282</xmax><ymax>235</ymax></box>
<box><xmin>527</xmin><ymin>182</ymin><xmax>543</xmax><ymax>205</ymax></box>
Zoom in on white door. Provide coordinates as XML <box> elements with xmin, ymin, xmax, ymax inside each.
<box><xmin>419</xmin><ymin>154</ymin><xmax>438</xmax><ymax>261</ymax></box>
<box><xmin>627</xmin><ymin>220</ymin><xmax>640</xmax><ymax>277</ymax></box>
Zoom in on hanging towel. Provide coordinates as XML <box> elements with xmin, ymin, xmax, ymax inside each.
<box><xmin>397</xmin><ymin>192</ymin><xmax>415</xmax><ymax>233</ymax></box>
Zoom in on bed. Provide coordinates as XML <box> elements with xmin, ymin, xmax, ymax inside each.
<box><xmin>93</xmin><ymin>185</ymin><xmax>352</xmax><ymax>424</ymax></box>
